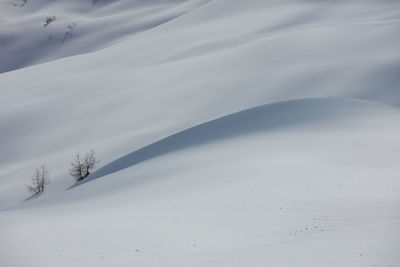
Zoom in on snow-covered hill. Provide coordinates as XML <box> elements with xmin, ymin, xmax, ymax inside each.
<box><xmin>0</xmin><ymin>0</ymin><xmax>399</xmax><ymax>266</ymax></box>
<box><xmin>0</xmin><ymin>0</ymin><xmax>210</xmax><ymax>73</ymax></box>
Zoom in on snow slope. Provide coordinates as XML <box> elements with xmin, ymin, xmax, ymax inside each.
<box><xmin>1</xmin><ymin>0</ymin><xmax>400</xmax><ymax>266</ymax></box>
<box><xmin>0</xmin><ymin>0</ymin><xmax>210</xmax><ymax>73</ymax></box>
<box><xmin>2</xmin><ymin>98</ymin><xmax>400</xmax><ymax>267</ymax></box>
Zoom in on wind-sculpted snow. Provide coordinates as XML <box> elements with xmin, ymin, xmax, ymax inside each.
<box><xmin>78</xmin><ymin>97</ymin><xmax>390</xmax><ymax>186</ymax></box>
<box><xmin>0</xmin><ymin>0</ymin><xmax>210</xmax><ymax>73</ymax></box>
<box><xmin>2</xmin><ymin>97</ymin><xmax>400</xmax><ymax>267</ymax></box>
<box><xmin>1</xmin><ymin>0</ymin><xmax>400</xmax><ymax>266</ymax></box>
<box><xmin>0</xmin><ymin>0</ymin><xmax>399</xmax><ymax>210</ymax></box>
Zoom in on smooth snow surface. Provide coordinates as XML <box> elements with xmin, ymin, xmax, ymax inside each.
<box><xmin>1</xmin><ymin>0</ymin><xmax>400</xmax><ymax>266</ymax></box>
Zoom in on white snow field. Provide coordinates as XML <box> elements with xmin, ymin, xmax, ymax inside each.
<box><xmin>1</xmin><ymin>0</ymin><xmax>400</xmax><ymax>266</ymax></box>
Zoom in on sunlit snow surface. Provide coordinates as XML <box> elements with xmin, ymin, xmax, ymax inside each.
<box><xmin>0</xmin><ymin>0</ymin><xmax>400</xmax><ymax>266</ymax></box>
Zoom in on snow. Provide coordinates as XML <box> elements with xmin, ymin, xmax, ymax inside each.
<box><xmin>1</xmin><ymin>0</ymin><xmax>400</xmax><ymax>266</ymax></box>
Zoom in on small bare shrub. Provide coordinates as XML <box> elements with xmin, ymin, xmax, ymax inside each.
<box><xmin>70</xmin><ymin>150</ymin><xmax>99</xmax><ymax>181</ymax></box>
<box><xmin>27</xmin><ymin>165</ymin><xmax>49</xmax><ymax>195</ymax></box>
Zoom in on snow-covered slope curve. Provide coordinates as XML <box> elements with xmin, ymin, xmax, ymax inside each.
<box><xmin>77</xmin><ymin>97</ymin><xmax>398</xmax><ymax>186</ymax></box>
<box><xmin>0</xmin><ymin>0</ymin><xmax>210</xmax><ymax>73</ymax></box>
<box><xmin>1</xmin><ymin>0</ymin><xmax>400</xmax><ymax>212</ymax></box>
<box><xmin>1</xmin><ymin>1</ymin><xmax>400</xmax><ymax>266</ymax></box>
<box><xmin>1</xmin><ymin>97</ymin><xmax>399</xmax><ymax>267</ymax></box>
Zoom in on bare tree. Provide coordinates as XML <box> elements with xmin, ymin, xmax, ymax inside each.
<box><xmin>27</xmin><ymin>165</ymin><xmax>49</xmax><ymax>195</ymax></box>
<box><xmin>70</xmin><ymin>150</ymin><xmax>99</xmax><ymax>181</ymax></box>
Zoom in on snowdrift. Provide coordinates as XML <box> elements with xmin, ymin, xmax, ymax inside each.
<box><xmin>77</xmin><ymin>97</ymin><xmax>398</xmax><ymax>186</ymax></box>
<box><xmin>1</xmin><ymin>0</ymin><xmax>400</xmax><ymax>266</ymax></box>
<box><xmin>0</xmin><ymin>0</ymin><xmax>210</xmax><ymax>73</ymax></box>
<box><xmin>1</xmin><ymin>97</ymin><xmax>400</xmax><ymax>267</ymax></box>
